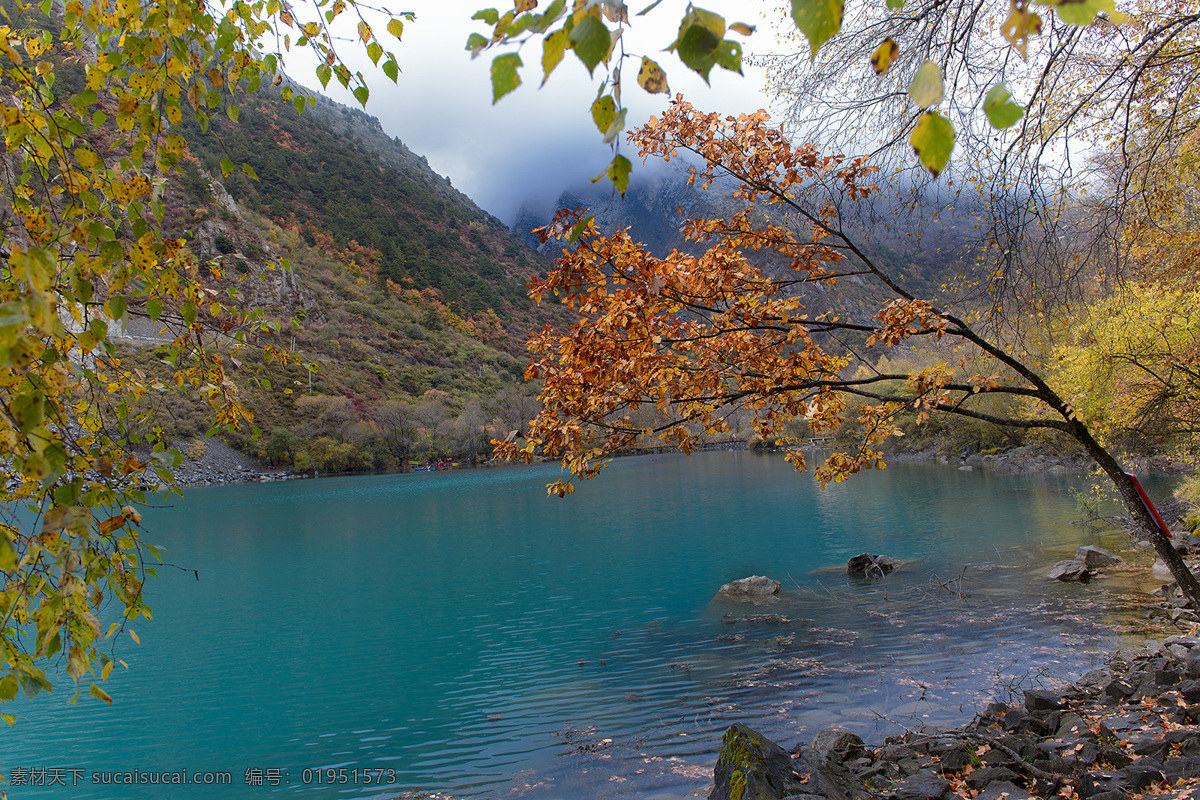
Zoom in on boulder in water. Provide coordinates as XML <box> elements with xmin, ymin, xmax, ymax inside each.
<box><xmin>1074</xmin><ymin>545</ymin><xmax>1122</xmax><ymax>569</ymax></box>
<box><xmin>717</xmin><ymin>576</ymin><xmax>782</xmax><ymax>597</ymax></box>
<box><xmin>847</xmin><ymin>553</ymin><xmax>897</xmax><ymax>577</ymax></box>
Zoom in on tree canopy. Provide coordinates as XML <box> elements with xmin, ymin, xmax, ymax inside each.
<box><xmin>494</xmin><ymin>97</ymin><xmax>1200</xmax><ymax>607</ymax></box>
<box><xmin>0</xmin><ymin>0</ymin><xmax>410</xmax><ymax>713</ymax></box>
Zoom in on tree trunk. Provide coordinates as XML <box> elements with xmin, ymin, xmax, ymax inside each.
<box><xmin>1071</xmin><ymin>421</ymin><xmax>1200</xmax><ymax>608</ymax></box>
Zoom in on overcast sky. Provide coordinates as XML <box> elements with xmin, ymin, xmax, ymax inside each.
<box><xmin>289</xmin><ymin>2</ymin><xmax>792</xmax><ymax>224</ymax></box>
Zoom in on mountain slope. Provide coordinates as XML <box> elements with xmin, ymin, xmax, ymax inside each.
<box><xmin>126</xmin><ymin>87</ymin><xmax>565</xmax><ymax>474</ymax></box>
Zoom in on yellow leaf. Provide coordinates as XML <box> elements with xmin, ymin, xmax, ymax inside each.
<box><xmin>637</xmin><ymin>56</ymin><xmax>669</xmax><ymax>94</ymax></box>
<box><xmin>1001</xmin><ymin>0</ymin><xmax>1042</xmax><ymax>58</ymax></box>
<box><xmin>870</xmin><ymin>37</ymin><xmax>898</xmax><ymax>76</ymax></box>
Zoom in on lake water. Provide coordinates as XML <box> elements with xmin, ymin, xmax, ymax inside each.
<box><xmin>2</xmin><ymin>451</ymin><xmax>1170</xmax><ymax>798</ymax></box>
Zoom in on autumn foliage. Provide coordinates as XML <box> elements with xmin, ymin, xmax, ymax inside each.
<box><xmin>495</xmin><ymin>98</ymin><xmax>1200</xmax><ymax>607</ymax></box>
<box><xmin>497</xmin><ymin>100</ymin><xmax>987</xmax><ymax>495</ymax></box>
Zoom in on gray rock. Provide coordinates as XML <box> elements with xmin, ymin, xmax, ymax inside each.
<box><xmin>1164</xmin><ymin>635</ymin><xmax>1200</xmax><ymax>648</ymax></box>
<box><xmin>1056</xmin><ymin>712</ymin><xmax>1095</xmax><ymax>739</ymax></box>
<box><xmin>810</xmin><ymin>730</ymin><xmax>865</xmax><ymax>762</ymax></box>
<box><xmin>1179</xmin><ymin>679</ymin><xmax>1200</xmax><ymax>703</ymax></box>
<box><xmin>975</xmin><ymin>781</ymin><xmax>1033</xmax><ymax>800</ymax></box>
<box><xmin>966</xmin><ymin>766</ymin><xmax>1022</xmax><ymax>790</ymax></box>
<box><xmin>1120</xmin><ymin>762</ymin><xmax>1165</xmax><ymax>791</ymax></box>
<box><xmin>892</xmin><ymin>773</ymin><xmax>951</xmax><ymax>800</ymax></box>
<box><xmin>1025</xmin><ymin>689</ymin><xmax>1066</xmax><ymax>712</ymax></box>
<box><xmin>1075</xmin><ymin>545</ymin><xmax>1123</xmax><ymax>569</ymax></box>
<box><xmin>1049</xmin><ymin>560</ymin><xmax>1092</xmax><ymax>582</ymax></box>
<box><xmin>717</xmin><ymin>576</ymin><xmax>782</xmax><ymax>597</ymax></box>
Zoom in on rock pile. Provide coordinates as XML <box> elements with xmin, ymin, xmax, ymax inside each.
<box><xmin>709</xmin><ymin>635</ymin><xmax>1200</xmax><ymax>799</ymax></box>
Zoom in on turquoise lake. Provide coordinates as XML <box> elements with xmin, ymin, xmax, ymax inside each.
<box><xmin>2</xmin><ymin>451</ymin><xmax>1168</xmax><ymax>798</ymax></box>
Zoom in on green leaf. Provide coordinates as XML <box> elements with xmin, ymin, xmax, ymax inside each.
<box><xmin>536</xmin><ymin>0</ymin><xmax>566</xmax><ymax>31</ymax></box>
<box><xmin>1</xmin><ymin>713</ymin><xmax>14</xmax><ymax>727</ymax></box>
<box><xmin>382</xmin><ymin>59</ymin><xmax>399</xmax><ymax>82</ymax></box>
<box><xmin>0</xmin><ymin>675</ymin><xmax>18</xmax><ymax>701</ymax></box>
<box><xmin>21</xmin><ymin>676</ymin><xmax>42</xmax><ymax>700</ymax></box>
<box><xmin>983</xmin><ymin>82</ymin><xmax>1024</xmax><ymax>129</ymax></box>
<box><xmin>0</xmin><ymin>536</ymin><xmax>16</xmax><ymax>573</ymax></box>
<box><xmin>714</xmin><ymin>39</ymin><xmax>743</xmax><ymax>73</ymax></box>
<box><xmin>791</xmin><ymin>0</ymin><xmax>844</xmax><ymax>59</ymax></box>
<box><xmin>219</xmin><ymin>157</ymin><xmax>236</xmax><ymax>177</ymax></box>
<box><xmin>603</xmin><ymin>108</ymin><xmax>627</xmax><ymax>144</ymax></box>
<box><xmin>886</xmin><ymin>0</ymin><xmax>905</xmax><ymax>8</ymax></box>
<box><xmin>908</xmin><ymin>60</ymin><xmax>944</xmax><ymax>108</ymax></box>
<box><xmin>491</xmin><ymin>53</ymin><xmax>522</xmax><ymax>103</ymax></box>
<box><xmin>910</xmin><ymin>111</ymin><xmax>956</xmax><ymax>178</ymax></box>
<box><xmin>353</xmin><ymin>85</ymin><xmax>369</xmax><ymax>106</ymax></box>
<box><xmin>1046</xmin><ymin>0</ymin><xmax>1127</xmax><ymax>25</ymax></box>
<box><xmin>541</xmin><ymin>28</ymin><xmax>568</xmax><ymax>84</ymax></box>
<box><xmin>607</xmin><ymin>154</ymin><xmax>632</xmax><ymax>196</ymax></box>
<box><xmin>108</xmin><ymin>295</ymin><xmax>127</xmax><ymax>322</ymax></box>
<box><xmin>568</xmin><ymin>15</ymin><xmax>611</xmax><ymax>75</ymax></box>
<box><xmin>465</xmin><ymin>32</ymin><xmax>489</xmax><ymax>54</ymax></box>
<box><xmin>472</xmin><ymin>8</ymin><xmax>499</xmax><ymax>24</ymax></box>
<box><xmin>591</xmin><ymin>95</ymin><xmax>617</xmax><ymax>133</ymax></box>
<box><xmin>12</xmin><ymin>390</ymin><xmax>45</xmax><ymax>433</ymax></box>
<box><xmin>674</xmin><ymin>22</ymin><xmax>721</xmax><ymax>82</ymax></box>
<box><xmin>367</xmin><ymin>42</ymin><xmax>382</xmax><ymax>65</ymax></box>
<box><xmin>24</xmin><ymin>248</ymin><xmax>54</xmax><ymax>292</ymax></box>
<box><xmin>567</xmin><ymin>214</ymin><xmax>594</xmax><ymax>243</ymax></box>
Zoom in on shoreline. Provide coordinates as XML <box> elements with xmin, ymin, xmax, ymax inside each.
<box><xmin>704</xmin><ymin>623</ymin><xmax>1200</xmax><ymax>800</ymax></box>
<box><xmin>170</xmin><ymin>438</ymin><xmax>1176</xmax><ymax>489</ymax></box>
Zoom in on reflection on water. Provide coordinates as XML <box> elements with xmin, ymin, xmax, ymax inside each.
<box><xmin>1</xmin><ymin>452</ymin><xmax>1172</xmax><ymax>799</ymax></box>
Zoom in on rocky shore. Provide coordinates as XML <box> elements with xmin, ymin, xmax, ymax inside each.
<box><xmin>707</xmin><ymin>629</ymin><xmax>1200</xmax><ymax>800</ymax></box>
<box><xmin>170</xmin><ymin>438</ymin><xmax>295</xmax><ymax>487</ymax></box>
<box><xmin>883</xmin><ymin>443</ymin><xmax>1193</xmax><ymax>477</ymax></box>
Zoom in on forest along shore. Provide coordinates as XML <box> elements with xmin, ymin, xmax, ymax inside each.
<box><xmin>169</xmin><ymin>439</ymin><xmax>1167</xmax><ymax>488</ymax></box>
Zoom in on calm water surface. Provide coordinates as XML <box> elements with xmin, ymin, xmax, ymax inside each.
<box><xmin>2</xmin><ymin>452</ymin><xmax>1169</xmax><ymax>798</ymax></box>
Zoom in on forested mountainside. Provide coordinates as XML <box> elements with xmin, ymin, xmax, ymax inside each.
<box><xmin>514</xmin><ymin>165</ymin><xmax>986</xmax><ymax>324</ymax></box>
<box><xmin>133</xmin><ymin>88</ymin><xmax>563</xmax><ymax>474</ymax></box>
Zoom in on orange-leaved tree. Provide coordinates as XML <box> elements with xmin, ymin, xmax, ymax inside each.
<box><xmin>494</xmin><ymin>97</ymin><xmax>1200</xmax><ymax>607</ymax></box>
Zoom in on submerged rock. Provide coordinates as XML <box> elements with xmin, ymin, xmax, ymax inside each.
<box><xmin>846</xmin><ymin>553</ymin><xmax>898</xmax><ymax>577</ymax></box>
<box><xmin>1049</xmin><ymin>560</ymin><xmax>1092</xmax><ymax>582</ymax></box>
<box><xmin>717</xmin><ymin>576</ymin><xmax>782</xmax><ymax>597</ymax></box>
